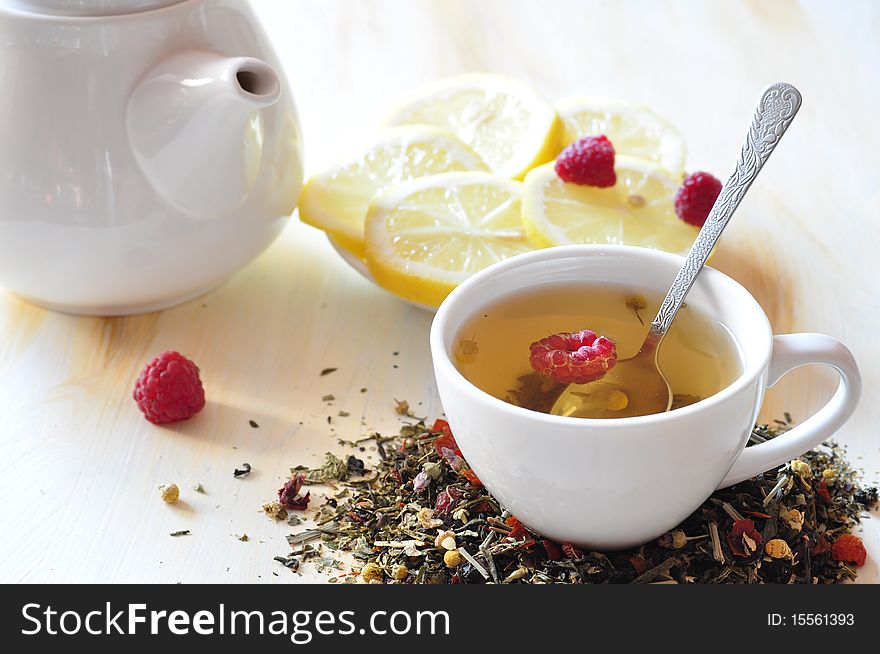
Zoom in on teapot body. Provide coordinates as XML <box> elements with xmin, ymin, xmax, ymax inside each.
<box><xmin>0</xmin><ymin>0</ymin><xmax>303</xmax><ymax>314</ymax></box>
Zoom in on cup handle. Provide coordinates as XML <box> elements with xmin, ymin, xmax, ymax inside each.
<box><xmin>718</xmin><ymin>333</ymin><xmax>861</xmax><ymax>488</ymax></box>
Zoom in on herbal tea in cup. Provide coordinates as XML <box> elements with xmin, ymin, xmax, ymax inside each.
<box><xmin>453</xmin><ymin>283</ymin><xmax>742</xmax><ymax>418</ymax></box>
<box><xmin>430</xmin><ymin>245</ymin><xmax>860</xmax><ymax>547</ymax></box>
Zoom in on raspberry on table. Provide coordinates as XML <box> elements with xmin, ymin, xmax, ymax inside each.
<box><xmin>674</xmin><ymin>171</ymin><xmax>722</xmax><ymax>226</ymax></box>
<box><xmin>529</xmin><ymin>330</ymin><xmax>617</xmax><ymax>385</ymax></box>
<box><xmin>133</xmin><ymin>351</ymin><xmax>205</xmax><ymax>424</ymax></box>
<box><xmin>554</xmin><ymin>135</ymin><xmax>617</xmax><ymax>187</ymax></box>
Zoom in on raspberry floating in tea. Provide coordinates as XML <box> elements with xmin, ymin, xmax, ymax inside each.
<box><xmin>454</xmin><ymin>283</ymin><xmax>741</xmax><ymax>418</ymax></box>
<box><xmin>529</xmin><ymin>330</ymin><xmax>617</xmax><ymax>385</ymax></box>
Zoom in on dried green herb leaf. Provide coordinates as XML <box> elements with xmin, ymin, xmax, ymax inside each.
<box><xmin>302</xmin><ymin>453</ymin><xmax>349</xmax><ymax>484</ymax></box>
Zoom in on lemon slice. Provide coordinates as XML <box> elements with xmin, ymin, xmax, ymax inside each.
<box><xmin>384</xmin><ymin>74</ymin><xmax>561</xmax><ymax>180</ymax></box>
<box><xmin>522</xmin><ymin>158</ymin><xmax>698</xmax><ymax>255</ymax></box>
<box><xmin>557</xmin><ymin>98</ymin><xmax>686</xmax><ymax>176</ymax></box>
<box><xmin>298</xmin><ymin>126</ymin><xmax>487</xmax><ymax>257</ymax></box>
<box><xmin>364</xmin><ymin>172</ymin><xmax>534</xmax><ymax>308</ymax></box>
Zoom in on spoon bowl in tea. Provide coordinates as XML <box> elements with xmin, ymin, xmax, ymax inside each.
<box><xmin>551</xmin><ymin>82</ymin><xmax>802</xmax><ymax>419</ymax></box>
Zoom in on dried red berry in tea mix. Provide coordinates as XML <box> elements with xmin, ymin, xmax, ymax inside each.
<box><xmin>504</xmin><ymin>516</ymin><xmax>535</xmax><ymax>548</ymax></box>
<box><xmin>435</xmin><ymin>485</ymin><xmax>464</xmax><ymax>514</ymax></box>
<box><xmin>278</xmin><ymin>473</ymin><xmax>310</xmax><ymax>510</ymax></box>
<box><xmin>432</xmin><ymin>419</ymin><xmax>482</xmax><ymax>486</ymax></box>
<box><xmin>541</xmin><ymin>539</ymin><xmax>562</xmax><ymax>561</ymax></box>
<box><xmin>459</xmin><ymin>467</ymin><xmax>482</xmax><ymax>486</ymax></box>
<box><xmin>561</xmin><ymin>542</ymin><xmax>584</xmax><ymax>560</ymax></box>
<box><xmin>629</xmin><ymin>555</ymin><xmax>651</xmax><ymax>576</ymax></box>
<box><xmin>431</xmin><ymin>418</ymin><xmax>453</xmax><ymax>438</ymax></box>
<box><xmin>555</xmin><ymin>135</ymin><xmax>617</xmax><ymax>187</ymax></box>
<box><xmin>817</xmin><ymin>478</ymin><xmax>833</xmax><ymax>503</ymax></box>
<box><xmin>727</xmin><ymin>519</ymin><xmax>762</xmax><ymax>557</ymax></box>
<box><xmin>831</xmin><ymin>534</ymin><xmax>867</xmax><ymax>567</ymax></box>
<box><xmin>133</xmin><ymin>350</ymin><xmax>205</xmax><ymax>424</ymax></box>
<box><xmin>505</xmin><ymin>516</ymin><xmax>526</xmax><ymax>539</ymax></box>
<box><xmin>529</xmin><ymin>330</ymin><xmax>617</xmax><ymax>384</ymax></box>
<box><xmin>810</xmin><ymin>534</ymin><xmax>831</xmax><ymax>556</ymax></box>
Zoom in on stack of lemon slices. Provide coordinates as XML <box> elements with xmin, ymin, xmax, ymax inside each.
<box><xmin>299</xmin><ymin>74</ymin><xmax>694</xmax><ymax>309</ymax></box>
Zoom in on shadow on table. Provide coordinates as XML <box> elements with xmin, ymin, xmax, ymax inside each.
<box><xmin>159</xmin><ymin>396</ymin><xmax>319</xmax><ymax>456</ymax></box>
<box><xmin>709</xmin><ymin>233</ymin><xmax>796</xmax><ymax>335</ymax></box>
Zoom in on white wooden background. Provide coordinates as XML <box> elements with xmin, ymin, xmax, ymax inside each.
<box><xmin>1</xmin><ymin>0</ymin><xmax>877</xmax><ymax>583</ymax></box>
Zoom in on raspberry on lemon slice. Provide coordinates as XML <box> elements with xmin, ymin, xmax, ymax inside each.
<box><xmin>674</xmin><ymin>171</ymin><xmax>722</xmax><ymax>227</ymax></box>
<box><xmin>364</xmin><ymin>172</ymin><xmax>534</xmax><ymax>308</ymax></box>
<box><xmin>556</xmin><ymin>97</ymin><xmax>686</xmax><ymax>177</ymax></box>
<box><xmin>522</xmin><ymin>157</ymin><xmax>699</xmax><ymax>256</ymax></box>
<box><xmin>555</xmin><ymin>135</ymin><xmax>617</xmax><ymax>187</ymax></box>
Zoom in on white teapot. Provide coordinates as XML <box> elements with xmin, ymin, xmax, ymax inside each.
<box><xmin>0</xmin><ymin>0</ymin><xmax>303</xmax><ymax>314</ymax></box>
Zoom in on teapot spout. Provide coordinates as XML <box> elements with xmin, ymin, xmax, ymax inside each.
<box><xmin>232</xmin><ymin>58</ymin><xmax>281</xmax><ymax>107</ymax></box>
<box><xmin>127</xmin><ymin>50</ymin><xmax>281</xmax><ymax>218</ymax></box>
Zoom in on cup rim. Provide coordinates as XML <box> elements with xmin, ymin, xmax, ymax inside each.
<box><xmin>430</xmin><ymin>244</ymin><xmax>773</xmax><ymax>429</ymax></box>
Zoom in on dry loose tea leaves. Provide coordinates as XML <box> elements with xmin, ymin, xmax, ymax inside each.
<box><xmin>273</xmin><ymin>416</ymin><xmax>876</xmax><ymax>583</ymax></box>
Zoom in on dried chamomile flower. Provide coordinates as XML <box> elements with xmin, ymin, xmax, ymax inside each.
<box><xmin>262</xmin><ymin>501</ymin><xmax>288</xmax><ymax>521</ymax></box>
<box><xmin>417</xmin><ymin>507</ymin><xmax>443</xmax><ymax>529</ymax></box>
<box><xmin>780</xmin><ymin>507</ymin><xmax>805</xmax><ymax>532</ymax></box>
<box><xmin>455</xmin><ymin>338</ymin><xmax>479</xmax><ymax>364</ymax></box>
<box><xmin>360</xmin><ymin>562</ymin><xmax>383</xmax><ymax>583</ymax></box>
<box><xmin>790</xmin><ymin>459</ymin><xmax>812</xmax><ymax>478</ymax></box>
<box><xmin>434</xmin><ymin>530</ymin><xmax>457</xmax><ymax>551</ymax></box>
<box><xmin>657</xmin><ymin>529</ymin><xmax>688</xmax><ymax>549</ymax></box>
<box><xmin>392</xmin><ymin>564</ymin><xmax>409</xmax><ymax>581</ymax></box>
<box><xmin>443</xmin><ymin>550</ymin><xmax>463</xmax><ymax>568</ymax></box>
<box><xmin>765</xmin><ymin>538</ymin><xmax>793</xmax><ymax>559</ymax></box>
<box><xmin>159</xmin><ymin>483</ymin><xmax>180</xmax><ymax>504</ymax></box>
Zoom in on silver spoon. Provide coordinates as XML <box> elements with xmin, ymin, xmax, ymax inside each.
<box><xmin>551</xmin><ymin>82</ymin><xmax>802</xmax><ymax>419</ymax></box>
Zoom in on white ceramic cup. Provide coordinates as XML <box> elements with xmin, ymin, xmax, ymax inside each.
<box><xmin>430</xmin><ymin>245</ymin><xmax>861</xmax><ymax>549</ymax></box>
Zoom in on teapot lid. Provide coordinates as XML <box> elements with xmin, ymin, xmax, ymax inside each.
<box><xmin>5</xmin><ymin>0</ymin><xmax>187</xmax><ymax>16</ymax></box>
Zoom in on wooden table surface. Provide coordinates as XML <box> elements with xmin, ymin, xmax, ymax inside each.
<box><xmin>2</xmin><ymin>0</ymin><xmax>878</xmax><ymax>583</ymax></box>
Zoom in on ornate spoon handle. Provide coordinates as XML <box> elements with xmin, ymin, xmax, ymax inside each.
<box><xmin>646</xmin><ymin>82</ymin><xmax>802</xmax><ymax>345</ymax></box>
